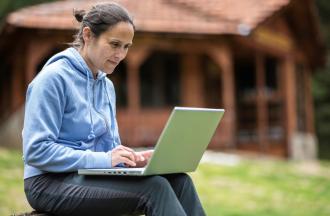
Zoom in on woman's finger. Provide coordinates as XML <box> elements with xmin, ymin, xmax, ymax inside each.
<box><xmin>120</xmin><ymin>156</ymin><xmax>136</xmax><ymax>167</ymax></box>
<box><xmin>119</xmin><ymin>149</ymin><xmax>136</xmax><ymax>162</ymax></box>
<box><xmin>141</xmin><ymin>150</ymin><xmax>154</xmax><ymax>159</ymax></box>
<box><xmin>120</xmin><ymin>145</ymin><xmax>136</xmax><ymax>154</ymax></box>
<box><xmin>135</xmin><ymin>152</ymin><xmax>145</xmax><ymax>162</ymax></box>
<box><xmin>120</xmin><ymin>145</ymin><xmax>140</xmax><ymax>161</ymax></box>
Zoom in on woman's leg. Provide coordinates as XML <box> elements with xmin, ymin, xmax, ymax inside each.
<box><xmin>24</xmin><ymin>173</ymin><xmax>187</xmax><ymax>216</ymax></box>
<box><xmin>162</xmin><ymin>173</ymin><xmax>206</xmax><ymax>216</ymax></box>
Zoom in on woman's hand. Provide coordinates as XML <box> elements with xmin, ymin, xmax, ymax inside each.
<box><xmin>110</xmin><ymin>146</ymin><xmax>154</xmax><ymax>168</ymax></box>
<box><xmin>110</xmin><ymin>145</ymin><xmax>143</xmax><ymax>167</ymax></box>
<box><xmin>134</xmin><ymin>150</ymin><xmax>154</xmax><ymax>168</ymax></box>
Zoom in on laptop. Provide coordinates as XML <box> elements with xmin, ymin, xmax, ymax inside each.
<box><xmin>78</xmin><ymin>107</ymin><xmax>225</xmax><ymax>176</ymax></box>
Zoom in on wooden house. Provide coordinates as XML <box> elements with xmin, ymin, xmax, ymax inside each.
<box><xmin>0</xmin><ymin>0</ymin><xmax>325</xmax><ymax>158</ymax></box>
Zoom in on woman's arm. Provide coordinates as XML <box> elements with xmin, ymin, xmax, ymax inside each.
<box><xmin>23</xmin><ymin>71</ymin><xmax>110</xmax><ymax>172</ymax></box>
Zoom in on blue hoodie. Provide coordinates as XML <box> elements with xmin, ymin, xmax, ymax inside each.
<box><xmin>23</xmin><ymin>48</ymin><xmax>121</xmax><ymax>179</ymax></box>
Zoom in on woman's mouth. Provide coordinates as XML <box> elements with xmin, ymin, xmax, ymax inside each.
<box><xmin>108</xmin><ymin>60</ymin><xmax>118</xmax><ymax>66</ymax></box>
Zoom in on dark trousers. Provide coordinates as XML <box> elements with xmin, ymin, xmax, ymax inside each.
<box><xmin>24</xmin><ymin>172</ymin><xmax>206</xmax><ymax>216</ymax></box>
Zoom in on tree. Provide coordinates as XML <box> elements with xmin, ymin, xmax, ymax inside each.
<box><xmin>0</xmin><ymin>0</ymin><xmax>55</xmax><ymax>27</ymax></box>
<box><xmin>314</xmin><ymin>0</ymin><xmax>330</xmax><ymax>159</ymax></box>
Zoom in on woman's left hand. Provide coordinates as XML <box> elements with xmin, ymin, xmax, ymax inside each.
<box><xmin>134</xmin><ymin>150</ymin><xmax>154</xmax><ymax>168</ymax></box>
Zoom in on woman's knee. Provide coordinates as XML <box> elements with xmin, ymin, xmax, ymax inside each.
<box><xmin>146</xmin><ymin>175</ymin><xmax>172</xmax><ymax>191</ymax></box>
<box><xmin>176</xmin><ymin>173</ymin><xmax>192</xmax><ymax>182</ymax></box>
<box><xmin>166</xmin><ymin>173</ymin><xmax>194</xmax><ymax>187</ymax></box>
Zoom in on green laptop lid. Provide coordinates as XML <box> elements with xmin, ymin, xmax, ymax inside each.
<box><xmin>144</xmin><ymin>107</ymin><xmax>225</xmax><ymax>175</ymax></box>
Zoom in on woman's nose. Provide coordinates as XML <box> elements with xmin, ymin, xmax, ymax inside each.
<box><xmin>114</xmin><ymin>48</ymin><xmax>127</xmax><ymax>61</ymax></box>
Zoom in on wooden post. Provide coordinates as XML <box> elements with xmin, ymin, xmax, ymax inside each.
<box><xmin>208</xmin><ymin>45</ymin><xmax>236</xmax><ymax>149</ymax></box>
<box><xmin>126</xmin><ymin>47</ymin><xmax>152</xmax><ymax>110</ymax></box>
<box><xmin>125</xmin><ymin>47</ymin><xmax>150</xmax><ymax>145</ymax></box>
<box><xmin>282</xmin><ymin>55</ymin><xmax>296</xmax><ymax>157</ymax></box>
<box><xmin>181</xmin><ymin>53</ymin><xmax>204</xmax><ymax>106</ymax></box>
<box><xmin>11</xmin><ymin>44</ymin><xmax>26</xmax><ymax>112</ymax></box>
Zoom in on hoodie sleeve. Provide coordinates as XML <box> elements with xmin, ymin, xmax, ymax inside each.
<box><xmin>23</xmin><ymin>70</ymin><xmax>111</xmax><ymax>172</ymax></box>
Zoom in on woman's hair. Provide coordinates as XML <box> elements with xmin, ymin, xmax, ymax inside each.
<box><xmin>71</xmin><ymin>2</ymin><xmax>135</xmax><ymax>48</ymax></box>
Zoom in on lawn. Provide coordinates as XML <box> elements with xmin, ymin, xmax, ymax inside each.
<box><xmin>0</xmin><ymin>148</ymin><xmax>330</xmax><ymax>216</ymax></box>
<box><xmin>0</xmin><ymin>148</ymin><xmax>32</xmax><ymax>216</ymax></box>
<box><xmin>192</xmin><ymin>161</ymin><xmax>330</xmax><ymax>216</ymax></box>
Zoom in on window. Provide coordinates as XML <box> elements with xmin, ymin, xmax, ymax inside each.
<box><xmin>268</xmin><ymin>102</ymin><xmax>283</xmax><ymax>140</ymax></box>
<box><xmin>235</xmin><ymin>55</ymin><xmax>284</xmax><ymax>144</ymax></box>
<box><xmin>109</xmin><ymin>61</ymin><xmax>127</xmax><ymax>107</ymax></box>
<box><xmin>202</xmin><ymin>55</ymin><xmax>222</xmax><ymax>108</ymax></box>
<box><xmin>140</xmin><ymin>51</ymin><xmax>181</xmax><ymax>108</ymax></box>
<box><xmin>265</xmin><ymin>56</ymin><xmax>278</xmax><ymax>92</ymax></box>
<box><xmin>36</xmin><ymin>47</ymin><xmax>63</xmax><ymax>74</ymax></box>
<box><xmin>265</xmin><ymin>56</ymin><xmax>283</xmax><ymax>141</ymax></box>
<box><xmin>235</xmin><ymin>56</ymin><xmax>258</xmax><ymax>142</ymax></box>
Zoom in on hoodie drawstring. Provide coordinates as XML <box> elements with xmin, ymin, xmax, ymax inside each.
<box><xmin>104</xmin><ymin>80</ymin><xmax>120</xmax><ymax>147</ymax></box>
<box><xmin>86</xmin><ymin>70</ymin><xmax>96</xmax><ymax>140</ymax></box>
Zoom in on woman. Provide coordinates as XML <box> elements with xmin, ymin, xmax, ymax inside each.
<box><xmin>23</xmin><ymin>2</ymin><xmax>205</xmax><ymax>216</ymax></box>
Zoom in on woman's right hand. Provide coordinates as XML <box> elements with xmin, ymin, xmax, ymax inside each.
<box><xmin>110</xmin><ymin>145</ymin><xmax>143</xmax><ymax>167</ymax></box>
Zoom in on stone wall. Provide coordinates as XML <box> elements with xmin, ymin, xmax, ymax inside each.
<box><xmin>0</xmin><ymin>107</ymin><xmax>24</xmax><ymax>149</ymax></box>
<box><xmin>290</xmin><ymin>132</ymin><xmax>318</xmax><ymax>160</ymax></box>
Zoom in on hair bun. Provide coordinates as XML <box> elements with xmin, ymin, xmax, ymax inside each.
<box><xmin>73</xmin><ymin>9</ymin><xmax>86</xmax><ymax>22</ymax></box>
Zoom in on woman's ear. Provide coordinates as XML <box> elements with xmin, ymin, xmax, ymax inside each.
<box><xmin>82</xmin><ymin>27</ymin><xmax>93</xmax><ymax>45</ymax></box>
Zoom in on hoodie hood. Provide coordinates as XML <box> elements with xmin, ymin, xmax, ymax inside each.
<box><xmin>44</xmin><ymin>47</ymin><xmax>107</xmax><ymax>80</ymax></box>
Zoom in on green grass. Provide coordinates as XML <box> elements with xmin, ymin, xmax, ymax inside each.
<box><xmin>0</xmin><ymin>148</ymin><xmax>330</xmax><ymax>216</ymax></box>
<box><xmin>191</xmin><ymin>160</ymin><xmax>330</xmax><ymax>216</ymax></box>
<box><xmin>0</xmin><ymin>148</ymin><xmax>32</xmax><ymax>216</ymax></box>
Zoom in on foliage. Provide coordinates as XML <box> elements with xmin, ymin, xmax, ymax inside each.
<box><xmin>0</xmin><ymin>0</ymin><xmax>55</xmax><ymax>27</ymax></box>
<box><xmin>314</xmin><ymin>0</ymin><xmax>330</xmax><ymax>159</ymax></box>
<box><xmin>316</xmin><ymin>0</ymin><xmax>330</xmax><ymax>48</ymax></box>
<box><xmin>1</xmin><ymin>148</ymin><xmax>330</xmax><ymax>216</ymax></box>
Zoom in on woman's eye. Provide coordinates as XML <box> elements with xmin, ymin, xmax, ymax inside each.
<box><xmin>110</xmin><ymin>42</ymin><xmax>120</xmax><ymax>48</ymax></box>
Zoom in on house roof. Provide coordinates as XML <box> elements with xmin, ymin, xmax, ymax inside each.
<box><xmin>6</xmin><ymin>0</ymin><xmax>290</xmax><ymax>35</ymax></box>
<box><xmin>1</xmin><ymin>0</ymin><xmax>326</xmax><ymax>67</ymax></box>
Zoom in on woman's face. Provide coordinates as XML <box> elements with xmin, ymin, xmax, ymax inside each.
<box><xmin>82</xmin><ymin>21</ymin><xmax>134</xmax><ymax>76</ymax></box>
